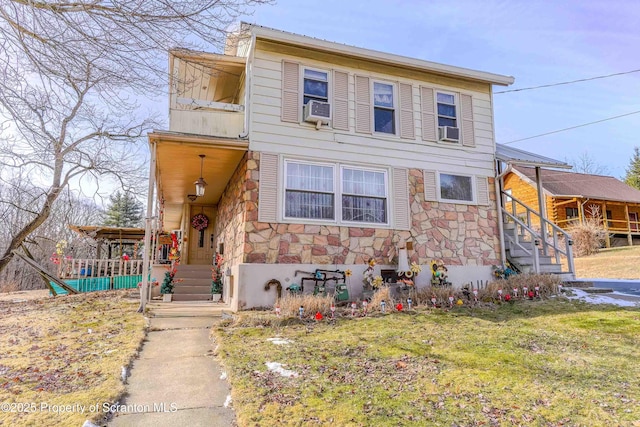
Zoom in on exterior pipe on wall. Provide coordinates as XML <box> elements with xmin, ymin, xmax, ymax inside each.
<box><xmin>494</xmin><ymin>161</ymin><xmax>512</xmax><ymax>268</ymax></box>
<box><xmin>138</xmin><ymin>140</ymin><xmax>157</xmax><ymax>313</ymax></box>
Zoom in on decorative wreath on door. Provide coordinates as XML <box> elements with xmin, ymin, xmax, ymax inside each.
<box><xmin>191</xmin><ymin>213</ymin><xmax>209</xmax><ymax>231</ymax></box>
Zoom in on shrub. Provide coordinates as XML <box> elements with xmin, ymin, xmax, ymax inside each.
<box><xmin>275</xmin><ymin>294</ymin><xmax>334</xmax><ymax>318</ymax></box>
<box><xmin>567</xmin><ymin>205</ymin><xmax>607</xmax><ymax>257</ymax></box>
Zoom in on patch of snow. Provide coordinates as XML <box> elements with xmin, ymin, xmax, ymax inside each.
<box><xmin>220</xmin><ymin>371</ymin><xmax>227</xmax><ymax>380</ymax></box>
<box><xmin>266</xmin><ymin>361</ymin><xmax>299</xmax><ymax>378</ymax></box>
<box><xmin>267</xmin><ymin>337</ymin><xmax>292</xmax><ymax>345</ymax></box>
<box><xmin>566</xmin><ymin>289</ymin><xmax>640</xmax><ymax>307</ymax></box>
<box><xmin>224</xmin><ymin>395</ymin><xmax>232</xmax><ymax>408</ymax></box>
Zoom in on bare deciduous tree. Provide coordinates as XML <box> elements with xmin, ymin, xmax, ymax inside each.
<box><xmin>565</xmin><ymin>151</ymin><xmax>610</xmax><ymax>175</ymax></box>
<box><xmin>0</xmin><ymin>0</ymin><xmax>269</xmax><ymax>275</ymax></box>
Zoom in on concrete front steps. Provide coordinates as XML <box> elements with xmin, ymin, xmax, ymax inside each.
<box><xmin>172</xmin><ymin>265</ymin><xmax>213</xmax><ymax>301</ymax></box>
<box><xmin>503</xmin><ymin>223</ymin><xmax>567</xmax><ymax>276</ymax></box>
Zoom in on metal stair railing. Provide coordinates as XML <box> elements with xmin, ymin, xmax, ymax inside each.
<box><xmin>501</xmin><ymin>191</ymin><xmax>575</xmax><ymax>276</ymax></box>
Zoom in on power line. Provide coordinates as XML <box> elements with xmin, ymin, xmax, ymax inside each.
<box><xmin>501</xmin><ymin>110</ymin><xmax>640</xmax><ymax>145</ymax></box>
<box><xmin>495</xmin><ymin>69</ymin><xmax>640</xmax><ymax>94</ymax></box>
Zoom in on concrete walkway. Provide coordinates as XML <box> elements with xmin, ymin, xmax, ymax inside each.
<box><xmin>109</xmin><ymin>302</ymin><xmax>235</xmax><ymax>427</ymax></box>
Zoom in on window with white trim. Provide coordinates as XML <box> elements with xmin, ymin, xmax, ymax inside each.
<box><xmin>436</xmin><ymin>92</ymin><xmax>457</xmax><ymax>128</ymax></box>
<box><xmin>342</xmin><ymin>167</ymin><xmax>387</xmax><ymax>223</ymax></box>
<box><xmin>303</xmin><ymin>68</ymin><xmax>329</xmax><ymax>106</ymax></box>
<box><xmin>284</xmin><ymin>160</ymin><xmax>389</xmax><ymax>225</ymax></box>
<box><xmin>439</xmin><ymin>173</ymin><xmax>473</xmax><ymax>202</ymax></box>
<box><xmin>285</xmin><ymin>161</ymin><xmax>335</xmax><ymax>220</ymax></box>
<box><xmin>373</xmin><ymin>81</ymin><xmax>396</xmax><ymax>134</ymax></box>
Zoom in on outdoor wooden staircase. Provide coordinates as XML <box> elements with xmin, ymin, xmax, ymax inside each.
<box><xmin>501</xmin><ymin>191</ymin><xmax>575</xmax><ymax>281</ymax></box>
<box><xmin>172</xmin><ymin>265</ymin><xmax>212</xmax><ymax>301</ymax></box>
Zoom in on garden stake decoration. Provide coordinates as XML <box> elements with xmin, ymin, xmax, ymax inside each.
<box><xmin>448</xmin><ymin>296</ymin><xmax>454</xmax><ymax>307</ymax></box>
<box><xmin>498</xmin><ymin>288</ymin><xmax>503</xmax><ymax>301</ymax></box>
<box><xmin>431</xmin><ymin>296</ymin><xmax>437</xmax><ymax>308</ymax></box>
<box><xmin>351</xmin><ymin>301</ymin><xmax>357</xmax><ymax>316</ymax></box>
<box><xmin>558</xmin><ymin>284</ymin><xmax>563</xmax><ymax>292</ymax></box>
<box><xmin>396</xmin><ymin>302</ymin><xmax>403</xmax><ymax>312</ymax></box>
<box><xmin>381</xmin><ymin>300</ymin><xmax>386</xmax><ymax>313</ymax></box>
<box><xmin>315</xmin><ymin>312</ymin><xmax>323</xmax><ymax>322</ymax></box>
<box><xmin>523</xmin><ymin>286</ymin><xmax>528</xmax><ymax>298</ymax></box>
<box><xmin>362</xmin><ymin>300</ymin><xmax>368</xmax><ymax>315</ymax></box>
<box><xmin>299</xmin><ymin>306</ymin><xmax>304</xmax><ymax>319</ymax></box>
<box><xmin>330</xmin><ymin>303</ymin><xmax>336</xmax><ymax>319</ymax></box>
<box><xmin>528</xmin><ymin>291</ymin><xmax>534</xmax><ymax>299</ymax></box>
<box><xmin>275</xmin><ymin>305</ymin><xmax>281</xmax><ymax>317</ymax></box>
<box><xmin>535</xmin><ymin>285</ymin><xmax>540</xmax><ymax>297</ymax></box>
<box><xmin>407</xmin><ymin>298</ymin><xmax>412</xmax><ymax>310</ymax></box>
<box><xmin>504</xmin><ymin>294</ymin><xmax>512</xmax><ymax>302</ymax></box>
<box><xmin>472</xmin><ymin>289</ymin><xmax>478</xmax><ymax>302</ymax></box>
<box><xmin>456</xmin><ymin>299</ymin><xmax>463</xmax><ymax>306</ymax></box>
<box><xmin>513</xmin><ymin>287</ymin><xmax>519</xmax><ymax>298</ymax></box>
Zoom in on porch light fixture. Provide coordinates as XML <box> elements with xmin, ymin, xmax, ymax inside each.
<box><xmin>194</xmin><ymin>154</ymin><xmax>207</xmax><ymax>197</ymax></box>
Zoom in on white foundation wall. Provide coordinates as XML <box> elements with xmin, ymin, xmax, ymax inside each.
<box><xmin>234</xmin><ymin>263</ymin><xmax>494</xmax><ymax>309</ymax></box>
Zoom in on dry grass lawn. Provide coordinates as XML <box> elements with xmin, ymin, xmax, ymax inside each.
<box><xmin>574</xmin><ymin>245</ymin><xmax>640</xmax><ymax>279</ymax></box>
<box><xmin>214</xmin><ymin>298</ymin><xmax>640</xmax><ymax>426</ymax></box>
<box><xmin>0</xmin><ymin>290</ymin><xmax>146</xmax><ymax>426</ymax></box>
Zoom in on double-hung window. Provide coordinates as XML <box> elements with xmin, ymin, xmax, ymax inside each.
<box><xmin>284</xmin><ymin>160</ymin><xmax>388</xmax><ymax>225</ymax></box>
<box><xmin>373</xmin><ymin>82</ymin><xmax>395</xmax><ymax>134</ymax></box>
<box><xmin>342</xmin><ymin>167</ymin><xmax>387</xmax><ymax>223</ymax></box>
<box><xmin>285</xmin><ymin>162</ymin><xmax>335</xmax><ymax>220</ymax></box>
<box><xmin>439</xmin><ymin>173</ymin><xmax>473</xmax><ymax>203</ymax></box>
<box><xmin>437</xmin><ymin>92</ymin><xmax>457</xmax><ymax>128</ymax></box>
<box><xmin>303</xmin><ymin>69</ymin><xmax>329</xmax><ymax>107</ymax></box>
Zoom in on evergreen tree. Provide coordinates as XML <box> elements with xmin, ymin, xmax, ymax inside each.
<box><xmin>624</xmin><ymin>147</ymin><xmax>640</xmax><ymax>190</ymax></box>
<box><xmin>103</xmin><ymin>191</ymin><xmax>144</xmax><ymax>227</ymax></box>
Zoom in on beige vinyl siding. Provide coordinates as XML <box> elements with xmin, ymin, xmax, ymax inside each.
<box><xmin>258</xmin><ymin>153</ymin><xmax>279</xmax><ymax>222</ymax></box>
<box><xmin>281</xmin><ymin>61</ymin><xmax>299</xmax><ymax>123</ymax></box>
<box><xmin>398</xmin><ymin>83</ymin><xmax>415</xmax><ymax>139</ymax></box>
<box><xmin>355</xmin><ymin>75</ymin><xmax>371</xmax><ymax>134</ymax></box>
<box><xmin>393</xmin><ymin>168</ymin><xmax>410</xmax><ymax>230</ymax></box>
<box><xmin>333</xmin><ymin>70</ymin><xmax>349</xmax><ymax>131</ymax></box>
<box><xmin>250</xmin><ymin>48</ymin><xmax>497</xmax><ymax>177</ymax></box>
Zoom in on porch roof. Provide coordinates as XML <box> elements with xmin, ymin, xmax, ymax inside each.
<box><xmin>496</xmin><ymin>144</ymin><xmax>572</xmax><ymax>169</ymax></box>
<box><xmin>69</xmin><ymin>225</ymin><xmax>145</xmax><ymax>241</ymax></box>
<box><xmin>514</xmin><ymin>166</ymin><xmax>640</xmax><ymax>204</ymax></box>
<box><xmin>148</xmin><ymin>131</ymin><xmax>249</xmax><ymax>231</ymax></box>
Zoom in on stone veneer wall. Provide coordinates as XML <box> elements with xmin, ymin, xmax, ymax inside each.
<box><xmin>213</xmin><ymin>152</ymin><xmax>250</xmax><ymax>266</ymax></box>
<box><xmin>235</xmin><ymin>151</ymin><xmax>500</xmax><ymax>267</ymax></box>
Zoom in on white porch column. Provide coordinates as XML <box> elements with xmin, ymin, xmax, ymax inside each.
<box><xmin>138</xmin><ymin>141</ymin><xmax>157</xmax><ymax>313</ymax></box>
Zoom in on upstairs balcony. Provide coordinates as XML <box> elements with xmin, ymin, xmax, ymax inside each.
<box><xmin>169</xmin><ymin>49</ymin><xmax>246</xmax><ymax>139</ymax></box>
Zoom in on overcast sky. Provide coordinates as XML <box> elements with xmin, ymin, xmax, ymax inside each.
<box><xmin>239</xmin><ymin>0</ymin><xmax>640</xmax><ymax>178</ymax></box>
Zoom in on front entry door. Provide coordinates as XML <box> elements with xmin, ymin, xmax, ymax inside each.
<box><xmin>188</xmin><ymin>206</ymin><xmax>216</xmax><ymax>265</ymax></box>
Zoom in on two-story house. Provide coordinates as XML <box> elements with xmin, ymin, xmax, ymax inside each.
<box><xmin>146</xmin><ymin>23</ymin><xmax>530</xmax><ymax>309</ymax></box>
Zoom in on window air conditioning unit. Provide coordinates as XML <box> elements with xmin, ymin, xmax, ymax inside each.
<box><xmin>438</xmin><ymin>126</ymin><xmax>460</xmax><ymax>142</ymax></box>
<box><xmin>303</xmin><ymin>100</ymin><xmax>331</xmax><ymax>125</ymax></box>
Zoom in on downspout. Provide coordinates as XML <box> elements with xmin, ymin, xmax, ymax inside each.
<box><xmin>494</xmin><ymin>160</ymin><xmax>513</xmax><ymax>268</ymax></box>
<box><xmin>579</xmin><ymin>198</ymin><xmax>590</xmax><ymax>224</ymax></box>
<box><xmin>238</xmin><ymin>32</ymin><xmax>256</xmax><ymax>139</ymax></box>
<box><xmin>138</xmin><ymin>140</ymin><xmax>157</xmax><ymax>313</ymax></box>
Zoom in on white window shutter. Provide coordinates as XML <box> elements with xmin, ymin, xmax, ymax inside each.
<box><xmin>258</xmin><ymin>153</ymin><xmax>279</xmax><ymax>222</ymax></box>
<box><xmin>281</xmin><ymin>61</ymin><xmax>299</xmax><ymax>123</ymax></box>
<box><xmin>393</xmin><ymin>168</ymin><xmax>410</xmax><ymax>230</ymax></box>
<box><xmin>476</xmin><ymin>176</ymin><xmax>489</xmax><ymax>205</ymax></box>
<box><xmin>355</xmin><ymin>75</ymin><xmax>371</xmax><ymax>134</ymax></box>
<box><xmin>333</xmin><ymin>70</ymin><xmax>349</xmax><ymax>131</ymax></box>
<box><xmin>423</xmin><ymin>170</ymin><xmax>437</xmax><ymax>201</ymax></box>
<box><xmin>420</xmin><ymin>87</ymin><xmax>437</xmax><ymax>141</ymax></box>
<box><xmin>460</xmin><ymin>93</ymin><xmax>475</xmax><ymax>147</ymax></box>
<box><xmin>399</xmin><ymin>83</ymin><xmax>415</xmax><ymax>139</ymax></box>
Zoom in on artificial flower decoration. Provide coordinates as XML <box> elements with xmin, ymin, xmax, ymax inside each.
<box><xmin>396</xmin><ymin>303</ymin><xmax>403</xmax><ymax>311</ymax></box>
<box><xmin>368</xmin><ymin>259</ymin><xmax>377</xmax><ymax>267</ymax></box>
<box><xmin>371</xmin><ymin>275</ymin><xmax>384</xmax><ymax>288</ymax></box>
<box><xmin>410</xmin><ymin>262</ymin><xmax>422</xmax><ymax>275</ymax></box>
<box><xmin>345</xmin><ymin>269</ymin><xmax>352</xmax><ymax>277</ymax></box>
<box><xmin>504</xmin><ymin>294</ymin><xmax>512</xmax><ymax>302</ymax></box>
<box><xmin>315</xmin><ymin>311</ymin><xmax>323</xmax><ymax>321</ymax></box>
<box><xmin>191</xmin><ymin>213</ymin><xmax>209</xmax><ymax>231</ymax></box>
